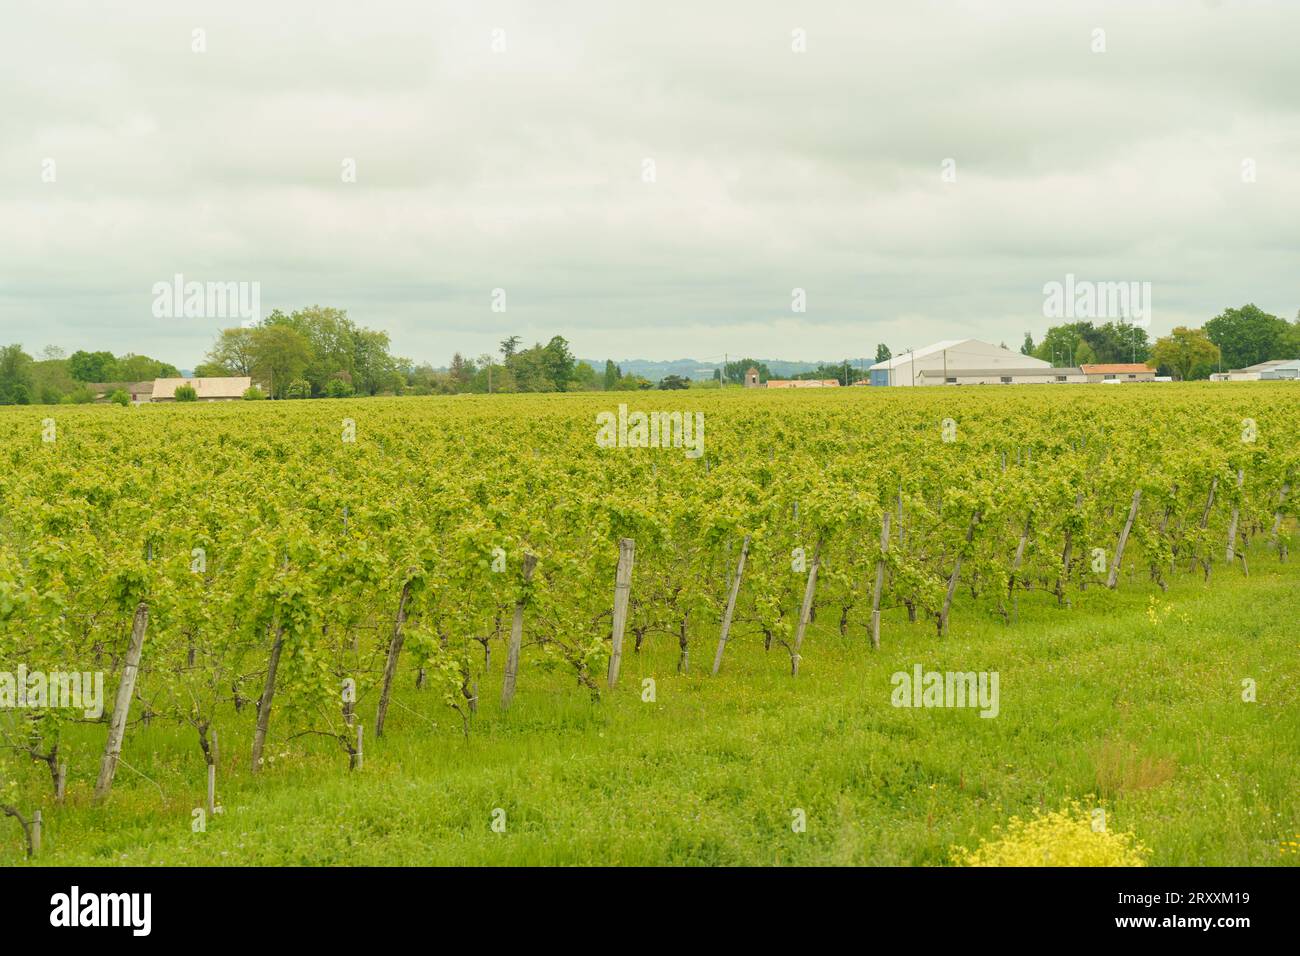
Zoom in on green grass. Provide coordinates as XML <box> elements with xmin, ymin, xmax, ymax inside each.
<box><xmin>4</xmin><ymin>556</ymin><xmax>1298</xmax><ymax>866</ymax></box>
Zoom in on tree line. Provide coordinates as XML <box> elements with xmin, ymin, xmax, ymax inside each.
<box><xmin>4</xmin><ymin>301</ymin><xmax>1298</xmax><ymax>404</ymax></box>
<box><xmin>0</xmin><ymin>345</ymin><xmax>180</xmax><ymax>405</ymax></box>
<box><xmin>199</xmin><ymin>309</ymin><xmax>706</xmax><ymax>397</ymax></box>
<box><xmin>0</xmin><ymin>307</ymin><xmax>680</xmax><ymax>405</ymax></box>
<box><xmin>1017</xmin><ymin>304</ymin><xmax>1300</xmax><ymax>380</ymax></box>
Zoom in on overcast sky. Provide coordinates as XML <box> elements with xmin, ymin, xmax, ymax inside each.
<box><xmin>2</xmin><ymin>0</ymin><xmax>1298</xmax><ymax>368</ymax></box>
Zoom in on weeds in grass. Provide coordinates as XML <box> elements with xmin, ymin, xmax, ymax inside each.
<box><xmin>1095</xmin><ymin>740</ymin><xmax>1176</xmax><ymax>796</ymax></box>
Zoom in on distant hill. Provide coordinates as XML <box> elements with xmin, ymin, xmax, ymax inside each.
<box><xmin>583</xmin><ymin>358</ymin><xmax>874</xmax><ymax>381</ymax></box>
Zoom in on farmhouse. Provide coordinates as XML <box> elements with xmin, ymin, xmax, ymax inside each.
<box><xmin>765</xmin><ymin>379</ymin><xmax>840</xmax><ymax>389</ymax></box>
<box><xmin>87</xmin><ymin>381</ymin><xmax>155</xmax><ymax>404</ymax></box>
<box><xmin>150</xmin><ymin>376</ymin><xmax>251</xmax><ymax>402</ymax></box>
<box><xmin>868</xmin><ymin>340</ymin><xmax>1049</xmax><ymax>386</ymax></box>
<box><xmin>916</xmin><ymin>366</ymin><xmax>1087</xmax><ymax>386</ymax></box>
<box><xmin>1079</xmin><ymin>363</ymin><xmax>1156</xmax><ymax>383</ymax></box>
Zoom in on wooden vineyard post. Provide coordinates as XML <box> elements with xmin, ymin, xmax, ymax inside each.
<box><xmin>501</xmin><ymin>553</ymin><xmax>538</xmax><ymax>709</ymax></box>
<box><xmin>1225</xmin><ymin>469</ymin><xmax>1244</xmax><ymax>566</ymax></box>
<box><xmin>712</xmin><ymin>535</ymin><xmax>750</xmax><ymax>675</ymax></box>
<box><xmin>355</xmin><ymin>724</ymin><xmax>363</xmax><ymax>771</ymax></box>
<box><xmin>1009</xmin><ymin>513</ymin><xmax>1031</xmax><ymax>598</ymax></box>
<box><xmin>1008</xmin><ymin>511</ymin><xmax>1032</xmax><ymax>621</ymax></box>
<box><xmin>870</xmin><ymin>513</ymin><xmax>890</xmax><ymax>650</ymax></box>
<box><xmin>31</xmin><ymin>810</ymin><xmax>41</xmax><ymax>856</ymax></box>
<box><xmin>94</xmin><ymin>601</ymin><xmax>149</xmax><ymax>800</ymax></box>
<box><xmin>790</xmin><ymin>540</ymin><xmax>822</xmax><ymax>676</ymax></box>
<box><xmin>206</xmin><ymin>730</ymin><xmax>217</xmax><ymax>816</ymax></box>
<box><xmin>1192</xmin><ymin>476</ymin><xmax>1218</xmax><ymax>575</ymax></box>
<box><xmin>1107</xmin><ymin>489</ymin><xmax>1142</xmax><ymax>589</ymax></box>
<box><xmin>939</xmin><ymin>513</ymin><xmax>980</xmax><ymax>637</ymax></box>
<box><xmin>607</xmin><ymin>538</ymin><xmax>636</xmax><ymax>688</ymax></box>
<box><xmin>1200</xmin><ymin>476</ymin><xmax>1218</xmax><ymax>527</ymax></box>
<box><xmin>375</xmin><ymin>577</ymin><xmax>415</xmax><ymax>738</ymax></box>
<box><xmin>250</xmin><ymin>625</ymin><xmax>285</xmax><ymax>774</ymax></box>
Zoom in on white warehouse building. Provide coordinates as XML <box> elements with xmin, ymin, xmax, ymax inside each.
<box><xmin>869</xmin><ymin>339</ymin><xmax>1051</xmax><ymax>386</ymax></box>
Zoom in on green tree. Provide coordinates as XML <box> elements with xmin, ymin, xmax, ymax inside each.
<box><xmin>114</xmin><ymin>353</ymin><xmax>180</xmax><ymax>381</ymax></box>
<box><xmin>263</xmin><ymin>306</ymin><xmax>355</xmax><ymax>392</ymax></box>
<box><xmin>249</xmin><ymin>325</ymin><xmax>312</xmax><ymax>399</ymax></box>
<box><xmin>409</xmin><ymin>363</ymin><xmax>457</xmax><ymax>395</ymax></box>
<box><xmin>1034</xmin><ymin>320</ymin><xmax>1149</xmax><ymax>365</ymax></box>
<box><xmin>603</xmin><ymin>360</ymin><xmax>621</xmax><ymax>389</ymax></box>
<box><xmin>1034</xmin><ymin>323</ymin><xmax>1091</xmax><ymax>366</ymax></box>
<box><xmin>1088</xmin><ymin>321</ymin><xmax>1150</xmax><ymax>364</ymax></box>
<box><xmin>1151</xmin><ymin>327</ymin><xmax>1219</xmax><ymax>381</ymax></box>
<box><xmin>875</xmin><ymin>344</ymin><xmax>892</xmax><ymax>363</ymax></box>
<box><xmin>383</xmin><ymin>370</ymin><xmax>407</xmax><ymax>395</ymax></box>
<box><xmin>506</xmin><ymin>348</ymin><xmax>555</xmax><ymax>392</ymax></box>
<box><xmin>0</xmin><ymin>345</ymin><xmax>36</xmax><ymax>405</ymax></box>
<box><xmin>173</xmin><ymin>384</ymin><xmax>198</xmax><ymax>402</ymax></box>
<box><xmin>30</xmin><ymin>356</ymin><xmax>75</xmax><ymax>404</ymax></box>
<box><xmin>1204</xmin><ymin>304</ymin><xmax>1293</xmax><ymax>369</ymax></box>
<box><xmin>254</xmin><ymin>306</ymin><xmax>401</xmax><ymax>395</ymax></box>
<box><xmin>1287</xmin><ymin>318</ymin><xmax>1300</xmax><ymax>357</ymax></box>
<box><xmin>351</xmin><ymin>328</ymin><xmax>399</xmax><ymax>395</ymax></box>
<box><xmin>474</xmin><ymin>353</ymin><xmax>496</xmax><ymax>393</ymax></box>
<box><xmin>1019</xmin><ymin>333</ymin><xmax>1035</xmax><ymax>357</ymax></box>
<box><xmin>203</xmin><ymin>328</ymin><xmax>257</xmax><ymax>375</ymax></box>
<box><xmin>500</xmin><ymin>336</ymin><xmax>522</xmax><ymax>361</ymax></box>
<box><xmin>611</xmin><ymin>373</ymin><xmax>653</xmax><ymax>391</ymax></box>
<box><xmin>657</xmin><ymin>374</ymin><xmax>690</xmax><ymax>390</ymax></box>
<box><xmin>540</xmin><ymin>336</ymin><xmax>576</xmax><ymax>391</ymax></box>
<box><xmin>570</xmin><ymin>361</ymin><xmax>599</xmax><ymax>390</ymax></box>
<box><xmin>448</xmin><ymin>353</ymin><xmax>475</xmax><ymax>391</ymax></box>
<box><xmin>67</xmin><ymin>350</ymin><xmax>117</xmax><ymax>382</ymax></box>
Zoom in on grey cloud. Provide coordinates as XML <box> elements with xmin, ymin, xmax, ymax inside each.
<box><xmin>1</xmin><ymin>0</ymin><xmax>1297</xmax><ymax>366</ymax></box>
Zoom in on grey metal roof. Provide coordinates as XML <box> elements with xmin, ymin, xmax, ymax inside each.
<box><xmin>1239</xmin><ymin>359</ymin><xmax>1300</xmax><ymax>373</ymax></box>
<box><xmin>920</xmin><ymin>367</ymin><xmax>1084</xmax><ymax>378</ymax></box>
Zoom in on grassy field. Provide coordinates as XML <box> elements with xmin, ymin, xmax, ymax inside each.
<box><xmin>5</xmin><ymin>549</ymin><xmax>1296</xmax><ymax>866</ymax></box>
